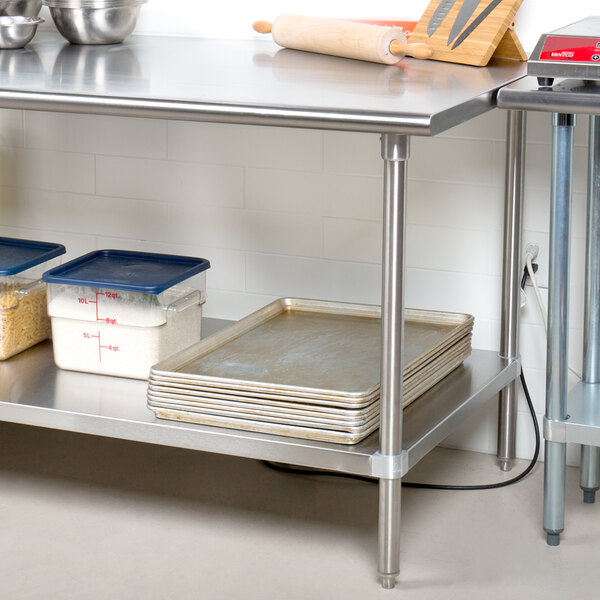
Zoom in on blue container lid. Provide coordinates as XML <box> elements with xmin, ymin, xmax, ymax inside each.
<box><xmin>42</xmin><ymin>249</ymin><xmax>210</xmax><ymax>294</ymax></box>
<box><xmin>0</xmin><ymin>237</ymin><xmax>66</xmax><ymax>276</ymax></box>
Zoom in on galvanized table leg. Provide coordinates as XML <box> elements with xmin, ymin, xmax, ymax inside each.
<box><xmin>544</xmin><ymin>113</ymin><xmax>576</xmax><ymax>546</ymax></box>
<box><xmin>580</xmin><ymin>115</ymin><xmax>600</xmax><ymax>504</ymax></box>
<box><xmin>378</xmin><ymin>133</ymin><xmax>409</xmax><ymax>589</ymax></box>
<box><xmin>498</xmin><ymin>110</ymin><xmax>526</xmax><ymax>472</ymax></box>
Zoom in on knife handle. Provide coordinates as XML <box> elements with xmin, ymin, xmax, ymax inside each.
<box><xmin>389</xmin><ymin>40</ymin><xmax>434</xmax><ymax>59</ymax></box>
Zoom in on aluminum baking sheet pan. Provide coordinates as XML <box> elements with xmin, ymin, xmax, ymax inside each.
<box><xmin>148</xmin><ymin>338</ymin><xmax>470</xmax><ymax>431</ymax></box>
<box><xmin>147</xmin><ymin>378</ymin><xmax>378</xmax><ymax>408</ymax></box>
<box><xmin>149</xmin><ymin>332</ymin><xmax>471</xmax><ymax>405</ymax></box>
<box><xmin>148</xmin><ymin>384</ymin><xmax>377</xmax><ymax>417</ymax></box>
<box><xmin>150</xmin><ymin>298</ymin><xmax>473</xmax><ymax>403</ymax></box>
<box><xmin>149</xmin><ymin>408</ymin><xmax>381</xmax><ymax>445</ymax></box>
<box><xmin>148</xmin><ymin>375</ymin><xmax>379</xmax><ymax>406</ymax></box>
<box><xmin>147</xmin><ymin>396</ymin><xmax>379</xmax><ymax>429</ymax></box>
<box><xmin>149</xmin><ymin>337</ymin><xmax>472</xmax><ymax>443</ymax></box>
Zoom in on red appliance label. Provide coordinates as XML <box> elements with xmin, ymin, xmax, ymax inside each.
<box><xmin>540</xmin><ymin>35</ymin><xmax>600</xmax><ymax>62</ymax></box>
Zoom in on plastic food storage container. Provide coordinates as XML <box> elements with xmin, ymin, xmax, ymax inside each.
<box><xmin>0</xmin><ymin>237</ymin><xmax>66</xmax><ymax>360</ymax></box>
<box><xmin>42</xmin><ymin>249</ymin><xmax>211</xmax><ymax>379</ymax></box>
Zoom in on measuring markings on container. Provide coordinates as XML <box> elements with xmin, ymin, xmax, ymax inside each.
<box><xmin>78</xmin><ymin>291</ymin><xmax>119</xmax><ymax>324</ymax></box>
<box><xmin>83</xmin><ymin>330</ymin><xmax>120</xmax><ymax>363</ymax></box>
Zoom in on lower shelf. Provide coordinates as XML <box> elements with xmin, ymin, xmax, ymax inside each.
<box><xmin>0</xmin><ymin>319</ymin><xmax>519</xmax><ymax>478</ymax></box>
<box><xmin>548</xmin><ymin>382</ymin><xmax>600</xmax><ymax>446</ymax></box>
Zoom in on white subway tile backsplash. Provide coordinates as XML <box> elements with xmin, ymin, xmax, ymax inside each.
<box><xmin>70</xmin><ymin>195</ymin><xmax>168</xmax><ymax>240</ymax></box>
<box><xmin>245</xmin><ymin>253</ymin><xmax>381</xmax><ymax>305</ymax></box>
<box><xmin>406</xmin><ymin>225</ymin><xmax>493</xmax><ymax>275</ymax></box>
<box><xmin>410</xmin><ymin>137</ymin><xmax>494</xmax><ymax>184</ymax></box>
<box><xmin>0</xmin><ymin>109</ymin><xmax>23</xmax><ymax>148</ymax></box>
<box><xmin>245</xmin><ymin>169</ymin><xmax>326</xmax><ymax>215</ymax></box>
<box><xmin>96</xmin><ymin>156</ymin><xmax>243</xmax><ymax>207</ymax></box>
<box><xmin>169</xmin><ymin>204</ymin><xmax>322</xmax><ymax>257</ymax></box>
<box><xmin>323</xmin><ymin>218</ymin><xmax>381</xmax><ymax>263</ymax></box>
<box><xmin>519</xmin><ymin>323</ymin><xmax>547</xmax><ymax>371</ymax></box>
<box><xmin>168</xmin><ymin>121</ymin><xmax>323</xmax><ymax>171</ymax></box>
<box><xmin>323</xmin><ymin>131</ymin><xmax>382</xmax><ymax>176</ymax></box>
<box><xmin>406</xmin><ymin>268</ymin><xmax>501</xmax><ymax>322</ymax></box>
<box><xmin>202</xmin><ymin>290</ymin><xmax>278</xmax><ymax>321</ymax></box>
<box><xmin>324</xmin><ymin>175</ymin><xmax>383</xmax><ymax>220</ymax></box>
<box><xmin>407</xmin><ymin>180</ymin><xmax>503</xmax><ymax>231</ymax></box>
<box><xmin>24</xmin><ymin>112</ymin><xmax>167</xmax><ymax>158</ymax></box>
<box><xmin>15</xmin><ymin>148</ymin><xmax>94</xmax><ymax>193</ymax></box>
<box><xmin>245</xmin><ymin>168</ymin><xmax>383</xmax><ymax>220</ymax></box>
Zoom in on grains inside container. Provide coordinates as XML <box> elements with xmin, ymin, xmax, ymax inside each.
<box><xmin>0</xmin><ymin>281</ymin><xmax>52</xmax><ymax>360</ymax></box>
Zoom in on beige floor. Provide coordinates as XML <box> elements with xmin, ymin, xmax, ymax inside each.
<box><xmin>1</xmin><ymin>421</ymin><xmax>599</xmax><ymax>599</ymax></box>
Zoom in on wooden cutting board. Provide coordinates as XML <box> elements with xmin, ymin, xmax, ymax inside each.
<box><xmin>409</xmin><ymin>0</ymin><xmax>527</xmax><ymax>66</ymax></box>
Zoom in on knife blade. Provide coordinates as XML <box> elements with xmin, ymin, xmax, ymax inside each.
<box><xmin>447</xmin><ymin>0</ymin><xmax>481</xmax><ymax>45</ymax></box>
<box><xmin>451</xmin><ymin>0</ymin><xmax>504</xmax><ymax>50</ymax></box>
<box><xmin>427</xmin><ymin>0</ymin><xmax>457</xmax><ymax>37</ymax></box>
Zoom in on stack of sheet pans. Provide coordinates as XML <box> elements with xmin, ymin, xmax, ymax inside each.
<box><xmin>148</xmin><ymin>298</ymin><xmax>474</xmax><ymax>445</ymax></box>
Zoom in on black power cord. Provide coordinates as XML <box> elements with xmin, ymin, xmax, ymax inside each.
<box><xmin>262</xmin><ymin>372</ymin><xmax>540</xmax><ymax>490</ymax></box>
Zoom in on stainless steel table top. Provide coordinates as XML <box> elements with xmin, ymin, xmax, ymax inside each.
<box><xmin>498</xmin><ymin>76</ymin><xmax>600</xmax><ymax>114</ymax></box>
<box><xmin>0</xmin><ymin>31</ymin><xmax>526</xmax><ymax>135</ymax></box>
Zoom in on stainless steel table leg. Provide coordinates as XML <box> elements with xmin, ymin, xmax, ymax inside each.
<box><xmin>580</xmin><ymin>115</ymin><xmax>600</xmax><ymax>504</ymax></box>
<box><xmin>544</xmin><ymin>113</ymin><xmax>575</xmax><ymax>546</ymax></box>
<box><xmin>498</xmin><ymin>109</ymin><xmax>526</xmax><ymax>472</ymax></box>
<box><xmin>378</xmin><ymin>133</ymin><xmax>409</xmax><ymax>589</ymax></box>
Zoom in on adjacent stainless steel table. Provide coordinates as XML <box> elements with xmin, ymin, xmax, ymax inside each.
<box><xmin>498</xmin><ymin>78</ymin><xmax>600</xmax><ymax>545</ymax></box>
<box><xmin>0</xmin><ymin>32</ymin><xmax>526</xmax><ymax>588</ymax></box>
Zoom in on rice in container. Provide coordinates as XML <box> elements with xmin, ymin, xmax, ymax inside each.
<box><xmin>43</xmin><ymin>249</ymin><xmax>210</xmax><ymax>379</ymax></box>
<box><xmin>0</xmin><ymin>237</ymin><xmax>66</xmax><ymax>360</ymax></box>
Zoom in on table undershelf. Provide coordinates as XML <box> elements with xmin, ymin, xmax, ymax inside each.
<box><xmin>0</xmin><ymin>320</ymin><xmax>519</xmax><ymax>479</ymax></box>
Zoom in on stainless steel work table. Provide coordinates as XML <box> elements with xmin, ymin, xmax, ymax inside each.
<box><xmin>498</xmin><ymin>78</ymin><xmax>600</xmax><ymax>546</ymax></box>
<box><xmin>0</xmin><ymin>32</ymin><xmax>527</xmax><ymax>588</ymax></box>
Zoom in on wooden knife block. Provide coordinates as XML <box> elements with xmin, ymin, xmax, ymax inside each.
<box><xmin>409</xmin><ymin>0</ymin><xmax>527</xmax><ymax>66</ymax></box>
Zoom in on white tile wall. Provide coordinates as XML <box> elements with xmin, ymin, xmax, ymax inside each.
<box><xmin>6</xmin><ymin>0</ymin><xmax>600</xmax><ymax>467</ymax></box>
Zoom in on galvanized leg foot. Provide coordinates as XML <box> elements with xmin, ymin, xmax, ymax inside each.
<box><xmin>499</xmin><ymin>458</ymin><xmax>513</xmax><ymax>472</ymax></box>
<box><xmin>583</xmin><ymin>489</ymin><xmax>597</xmax><ymax>504</ymax></box>
<box><xmin>547</xmin><ymin>532</ymin><xmax>561</xmax><ymax>546</ymax></box>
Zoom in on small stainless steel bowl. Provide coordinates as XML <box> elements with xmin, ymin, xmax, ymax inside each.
<box><xmin>0</xmin><ymin>0</ymin><xmax>42</xmax><ymax>17</ymax></box>
<box><xmin>44</xmin><ymin>0</ymin><xmax>147</xmax><ymax>45</ymax></box>
<box><xmin>0</xmin><ymin>15</ymin><xmax>43</xmax><ymax>48</ymax></box>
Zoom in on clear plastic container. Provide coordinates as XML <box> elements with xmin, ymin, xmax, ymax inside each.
<box><xmin>0</xmin><ymin>237</ymin><xmax>66</xmax><ymax>360</ymax></box>
<box><xmin>43</xmin><ymin>249</ymin><xmax>211</xmax><ymax>379</ymax></box>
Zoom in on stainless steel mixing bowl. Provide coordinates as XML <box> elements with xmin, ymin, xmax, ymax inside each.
<box><xmin>0</xmin><ymin>0</ymin><xmax>42</xmax><ymax>16</ymax></box>
<box><xmin>43</xmin><ymin>0</ymin><xmax>147</xmax><ymax>45</ymax></box>
<box><xmin>0</xmin><ymin>15</ymin><xmax>43</xmax><ymax>48</ymax></box>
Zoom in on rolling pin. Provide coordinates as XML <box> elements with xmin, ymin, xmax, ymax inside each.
<box><xmin>253</xmin><ymin>14</ymin><xmax>434</xmax><ymax>65</ymax></box>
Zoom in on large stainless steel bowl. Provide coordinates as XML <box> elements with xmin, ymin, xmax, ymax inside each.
<box><xmin>0</xmin><ymin>15</ymin><xmax>43</xmax><ymax>48</ymax></box>
<box><xmin>43</xmin><ymin>0</ymin><xmax>147</xmax><ymax>45</ymax></box>
<box><xmin>0</xmin><ymin>0</ymin><xmax>42</xmax><ymax>16</ymax></box>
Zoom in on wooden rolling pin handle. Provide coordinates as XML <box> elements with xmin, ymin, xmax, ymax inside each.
<box><xmin>389</xmin><ymin>40</ymin><xmax>434</xmax><ymax>59</ymax></box>
<box><xmin>253</xmin><ymin>20</ymin><xmax>272</xmax><ymax>34</ymax></box>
